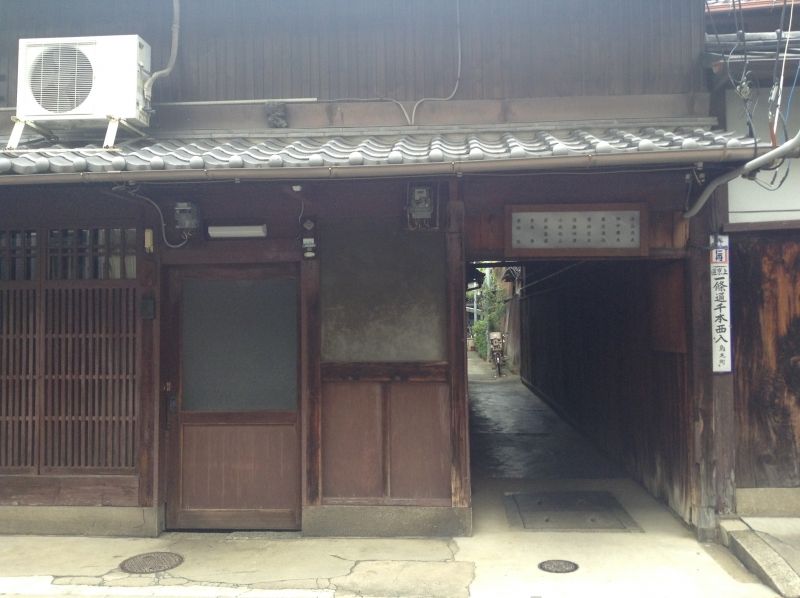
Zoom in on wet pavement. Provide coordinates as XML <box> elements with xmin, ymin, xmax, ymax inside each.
<box><xmin>468</xmin><ymin>351</ymin><xmax>623</xmax><ymax>480</ymax></box>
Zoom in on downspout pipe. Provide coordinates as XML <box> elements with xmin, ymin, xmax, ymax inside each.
<box><xmin>683</xmin><ymin>128</ymin><xmax>800</xmax><ymax>219</ymax></box>
<box><xmin>144</xmin><ymin>0</ymin><xmax>181</xmax><ymax>102</ymax></box>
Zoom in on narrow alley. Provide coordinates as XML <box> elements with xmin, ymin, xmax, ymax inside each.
<box><xmin>458</xmin><ymin>350</ymin><xmax>776</xmax><ymax>597</ymax></box>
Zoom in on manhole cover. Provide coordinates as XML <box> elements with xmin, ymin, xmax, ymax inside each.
<box><xmin>119</xmin><ymin>552</ymin><xmax>183</xmax><ymax>574</ymax></box>
<box><xmin>538</xmin><ymin>559</ymin><xmax>579</xmax><ymax>574</ymax></box>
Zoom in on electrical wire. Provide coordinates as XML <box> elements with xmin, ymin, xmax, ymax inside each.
<box><xmin>706</xmin><ymin>1</ymin><xmax>760</xmax><ymax>157</ymax></box>
<box><xmin>518</xmin><ymin>262</ymin><xmax>585</xmax><ymax>292</ymax></box>
<box><xmin>706</xmin><ymin>0</ymin><xmax>741</xmax><ymax>90</ymax></box>
<box><xmin>319</xmin><ymin>97</ymin><xmax>411</xmax><ymax>126</ymax></box>
<box><xmin>326</xmin><ymin>0</ymin><xmax>463</xmax><ymax>127</ymax></box>
<box><xmin>105</xmin><ymin>185</ymin><xmax>191</xmax><ymax>249</ymax></box>
<box><xmin>773</xmin><ymin>0</ymin><xmax>796</xmax><ymax>139</ymax></box>
<box><xmin>785</xmin><ymin>59</ymin><xmax>800</xmax><ymax>118</ymax></box>
<box><xmin>410</xmin><ymin>0</ymin><xmax>462</xmax><ymax>125</ymax></box>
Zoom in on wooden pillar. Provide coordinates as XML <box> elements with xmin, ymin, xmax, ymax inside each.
<box><xmin>301</xmin><ymin>257</ymin><xmax>322</xmax><ymax>506</ymax></box>
<box><xmin>688</xmin><ymin>189</ymin><xmax>736</xmax><ymax>540</ymax></box>
<box><xmin>137</xmin><ymin>256</ymin><xmax>158</xmax><ymax>508</ymax></box>
<box><xmin>139</xmin><ymin>206</ymin><xmax>160</xmax><ymax>510</ymax></box>
<box><xmin>447</xmin><ymin>179</ymin><xmax>471</xmax><ymax>508</ymax></box>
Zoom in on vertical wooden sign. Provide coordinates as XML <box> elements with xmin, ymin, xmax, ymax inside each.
<box><xmin>710</xmin><ymin>235</ymin><xmax>732</xmax><ymax>373</ymax></box>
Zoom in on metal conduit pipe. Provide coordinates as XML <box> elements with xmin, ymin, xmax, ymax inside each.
<box><xmin>0</xmin><ymin>148</ymin><xmax>762</xmax><ymax>187</ymax></box>
<box><xmin>144</xmin><ymin>0</ymin><xmax>181</xmax><ymax>101</ymax></box>
<box><xmin>683</xmin><ymin>127</ymin><xmax>800</xmax><ymax>219</ymax></box>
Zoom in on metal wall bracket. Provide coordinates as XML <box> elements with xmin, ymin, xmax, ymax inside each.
<box><xmin>5</xmin><ymin>117</ymin><xmax>57</xmax><ymax>150</ymax></box>
<box><xmin>104</xmin><ymin>116</ymin><xmax>148</xmax><ymax>149</ymax></box>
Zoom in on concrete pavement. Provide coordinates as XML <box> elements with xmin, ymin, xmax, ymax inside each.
<box><xmin>0</xmin><ymin>353</ymin><xmax>776</xmax><ymax>598</ymax></box>
<box><xmin>721</xmin><ymin>517</ymin><xmax>800</xmax><ymax>597</ymax></box>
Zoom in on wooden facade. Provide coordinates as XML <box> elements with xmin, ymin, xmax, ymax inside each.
<box><xmin>732</xmin><ymin>234</ymin><xmax>800</xmax><ymax>488</ymax></box>
<box><xmin>708</xmin><ymin>0</ymin><xmax>800</xmax><ymax>512</ymax></box>
<box><xmin>0</xmin><ymin>0</ymin><xmax>704</xmax><ymax>107</ymax></box>
<box><xmin>1</xmin><ymin>0</ymin><xmax>776</xmax><ymax>540</ymax></box>
<box><xmin>0</xmin><ymin>178</ymin><xmax>473</xmax><ymax>534</ymax></box>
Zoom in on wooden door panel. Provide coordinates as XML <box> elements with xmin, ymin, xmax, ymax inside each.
<box><xmin>165</xmin><ymin>266</ymin><xmax>300</xmax><ymax>530</ymax></box>
<box><xmin>389</xmin><ymin>383</ymin><xmax>452</xmax><ymax>500</ymax></box>
<box><xmin>180</xmin><ymin>423</ymin><xmax>298</xmax><ymax>511</ymax></box>
<box><xmin>321</xmin><ymin>382</ymin><xmax>383</xmax><ymax>499</ymax></box>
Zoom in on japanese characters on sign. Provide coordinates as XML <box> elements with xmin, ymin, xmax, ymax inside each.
<box><xmin>511</xmin><ymin>210</ymin><xmax>641</xmax><ymax>249</ymax></box>
<box><xmin>710</xmin><ymin>235</ymin><xmax>732</xmax><ymax>373</ymax></box>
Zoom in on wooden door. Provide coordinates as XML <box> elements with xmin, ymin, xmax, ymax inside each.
<box><xmin>165</xmin><ymin>265</ymin><xmax>300</xmax><ymax>530</ymax></box>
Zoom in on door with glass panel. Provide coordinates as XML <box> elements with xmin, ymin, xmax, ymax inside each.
<box><xmin>165</xmin><ymin>265</ymin><xmax>299</xmax><ymax>529</ymax></box>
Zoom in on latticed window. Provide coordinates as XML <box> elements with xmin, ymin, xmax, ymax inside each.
<box><xmin>0</xmin><ymin>225</ymin><xmax>139</xmax><ymax>475</ymax></box>
<box><xmin>0</xmin><ymin>230</ymin><xmax>38</xmax><ymax>282</ymax></box>
<box><xmin>48</xmin><ymin>228</ymin><xmax>137</xmax><ymax>281</ymax></box>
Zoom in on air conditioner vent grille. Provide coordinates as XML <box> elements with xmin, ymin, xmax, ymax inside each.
<box><xmin>29</xmin><ymin>44</ymin><xmax>93</xmax><ymax>113</ymax></box>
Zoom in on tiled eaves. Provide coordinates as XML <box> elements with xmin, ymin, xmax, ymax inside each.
<box><xmin>0</xmin><ymin>124</ymin><xmax>756</xmax><ymax>178</ymax></box>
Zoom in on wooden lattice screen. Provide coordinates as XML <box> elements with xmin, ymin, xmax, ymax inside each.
<box><xmin>42</xmin><ymin>287</ymin><xmax>137</xmax><ymax>471</ymax></box>
<box><xmin>0</xmin><ymin>288</ymin><xmax>38</xmax><ymax>472</ymax></box>
<box><xmin>0</xmin><ymin>227</ymin><xmax>139</xmax><ymax>474</ymax></box>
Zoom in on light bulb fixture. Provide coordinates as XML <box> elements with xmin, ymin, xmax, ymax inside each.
<box><xmin>207</xmin><ymin>224</ymin><xmax>268</xmax><ymax>239</ymax></box>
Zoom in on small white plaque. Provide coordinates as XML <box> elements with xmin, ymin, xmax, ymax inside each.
<box><xmin>511</xmin><ymin>210</ymin><xmax>641</xmax><ymax>249</ymax></box>
<box><xmin>710</xmin><ymin>235</ymin><xmax>732</xmax><ymax>373</ymax></box>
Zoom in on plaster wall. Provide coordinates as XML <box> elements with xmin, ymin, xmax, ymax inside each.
<box><xmin>320</xmin><ymin>221</ymin><xmax>447</xmax><ymax>362</ymax></box>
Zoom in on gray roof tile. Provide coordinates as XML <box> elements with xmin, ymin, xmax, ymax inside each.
<box><xmin>0</xmin><ymin>124</ymin><xmax>756</xmax><ymax>178</ymax></box>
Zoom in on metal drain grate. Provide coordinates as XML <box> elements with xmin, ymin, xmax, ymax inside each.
<box><xmin>119</xmin><ymin>552</ymin><xmax>184</xmax><ymax>574</ymax></box>
<box><xmin>504</xmin><ymin>490</ymin><xmax>642</xmax><ymax>532</ymax></box>
<box><xmin>539</xmin><ymin>559</ymin><xmax>579</xmax><ymax>573</ymax></box>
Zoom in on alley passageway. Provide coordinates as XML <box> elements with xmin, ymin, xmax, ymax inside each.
<box><xmin>461</xmin><ymin>350</ymin><xmax>776</xmax><ymax>597</ymax></box>
<box><xmin>468</xmin><ymin>351</ymin><xmax>621</xmax><ymax>481</ymax></box>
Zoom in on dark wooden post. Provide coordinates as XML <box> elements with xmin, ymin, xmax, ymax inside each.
<box><xmin>447</xmin><ymin>179</ymin><xmax>471</xmax><ymax>508</ymax></box>
<box><xmin>688</xmin><ymin>189</ymin><xmax>736</xmax><ymax>541</ymax></box>
<box><xmin>301</xmin><ymin>257</ymin><xmax>322</xmax><ymax>506</ymax></box>
<box><xmin>137</xmin><ymin>256</ymin><xmax>158</xmax><ymax>508</ymax></box>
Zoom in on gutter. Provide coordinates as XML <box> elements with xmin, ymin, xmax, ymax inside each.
<box><xmin>0</xmin><ymin>148</ymin><xmax>760</xmax><ymax>187</ymax></box>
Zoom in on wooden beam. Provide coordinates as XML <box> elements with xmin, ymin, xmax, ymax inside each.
<box><xmin>321</xmin><ymin>362</ymin><xmax>448</xmax><ymax>383</ymax></box>
<box><xmin>447</xmin><ymin>179</ymin><xmax>471</xmax><ymax>509</ymax></box>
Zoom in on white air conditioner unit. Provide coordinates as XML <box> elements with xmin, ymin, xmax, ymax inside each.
<box><xmin>16</xmin><ymin>35</ymin><xmax>151</xmax><ymax>127</ymax></box>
